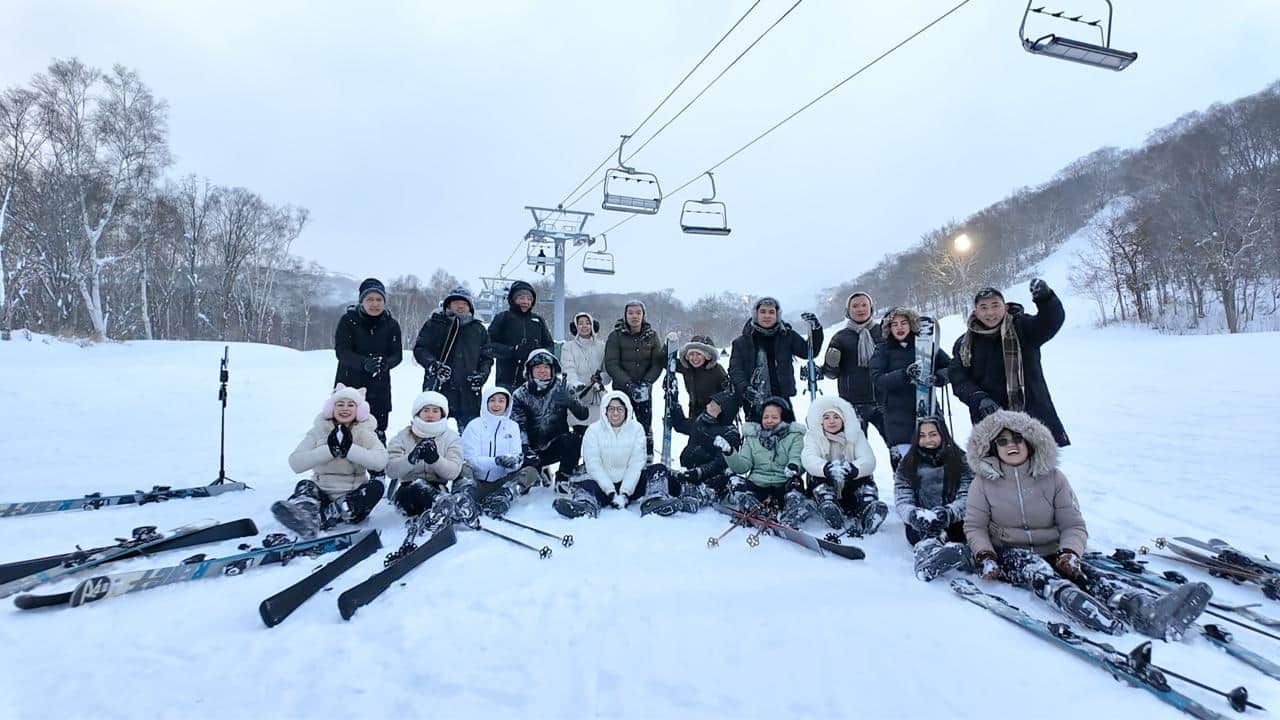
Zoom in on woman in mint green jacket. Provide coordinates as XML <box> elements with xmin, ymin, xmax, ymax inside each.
<box><xmin>722</xmin><ymin>396</ymin><xmax>811</xmax><ymax>526</ymax></box>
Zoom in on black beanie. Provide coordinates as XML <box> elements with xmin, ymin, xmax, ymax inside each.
<box><xmin>359</xmin><ymin>278</ymin><xmax>387</xmax><ymax>302</ymax></box>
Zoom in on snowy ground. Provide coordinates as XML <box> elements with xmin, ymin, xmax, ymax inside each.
<box><xmin>2</xmin><ymin>274</ymin><xmax>1279</xmax><ymax>719</ymax></box>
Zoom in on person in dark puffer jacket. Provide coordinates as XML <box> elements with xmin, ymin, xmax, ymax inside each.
<box><xmin>412</xmin><ymin>286</ymin><xmax>492</xmax><ymax>432</ymax></box>
<box><xmin>333</xmin><ymin>278</ymin><xmax>403</xmax><ymax>438</ymax></box>
<box><xmin>869</xmin><ymin>306</ymin><xmax>950</xmax><ymax>469</ymax></box>
<box><xmin>821</xmin><ymin>291</ymin><xmax>886</xmax><ymax>444</ymax></box>
<box><xmin>511</xmin><ymin>349</ymin><xmax>590</xmax><ymax>485</ymax></box>
<box><xmin>727</xmin><ymin>297</ymin><xmax>822</xmax><ymax>423</ymax></box>
<box><xmin>676</xmin><ymin>335</ymin><xmax>730</xmax><ymax>419</ymax></box>
<box><xmin>487</xmin><ymin>280</ymin><xmax>553</xmax><ymax>390</ymax></box>
<box><xmin>604</xmin><ymin>300</ymin><xmax>665</xmax><ymax>461</ymax></box>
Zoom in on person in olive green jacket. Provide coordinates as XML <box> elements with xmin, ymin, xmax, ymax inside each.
<box><xmin>604</xmin><ymin>300</ymin><xmax>665</xmax><ymax>460</ymax></box>
<box><xmin>720</xmin><ymin>396</ymin><xmax>812</xmax><ymax>527</ymax></box>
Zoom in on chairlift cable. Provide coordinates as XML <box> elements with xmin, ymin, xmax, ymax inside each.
<box><xmin>564</xmin><ymin>0</ymin><xmax>805</xmax><ymax>210</ymax></box>
<box><xmin>555</xmin><ymin>0</ymin><xmax>765</xmax><ymax>208</ymax></box>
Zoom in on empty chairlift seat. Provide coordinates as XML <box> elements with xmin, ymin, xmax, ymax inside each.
<box><xmin>601</xmin><ymin>135</ymin><xmax>662</xmax><ymax>215</ymax></box>
<box><xmin>581</xmin><ymin>235</ymin><xmax>615</xmax><ymax>275</ymax></box>
<box><xmin>1019</xmin><ymin>1</ymin><xmax>1137</xmax><ymax>71</ymax></box>
<box><xmin>679</xmin><ymin>172</ymin><xmax>731</xmax><ymax>236</ymax></box>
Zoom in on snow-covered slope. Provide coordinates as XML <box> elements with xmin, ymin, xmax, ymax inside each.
<box><xmin>2</xmin><ymin>258</ymin><xmax>1278</xmax><ymax>718</ymax></box>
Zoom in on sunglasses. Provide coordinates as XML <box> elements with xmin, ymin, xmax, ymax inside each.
<box><xmin>994</xmin><ymin>432</ymin><xmax>1025</xmax><ymax>448</ymax></box>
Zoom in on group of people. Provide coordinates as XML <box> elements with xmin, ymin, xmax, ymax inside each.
<box><xmin>271</xmin><ymin>274</ymin><xmax>1213</xmax><ymax>641</ymax></box>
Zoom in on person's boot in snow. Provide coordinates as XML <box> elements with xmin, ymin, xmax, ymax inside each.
<box><xmin>912</xmin><ymin>538</ymin><xmax>974</xmax><ymax>581</ymax></box>
<box><xmin>1109</xmin><ymin>583</ymin><xmax>1213</xmax><ymax>640</ymax></box>
<box><xmin>639</xmin><ymin>465</ymin><xmax>682</xmax><ymax>517</ymax></box>
<box><xmin>1046</xmin><ymin>579</ymin><xmax>1124</xmax><ymax>635</ymax></box>
<box><xmin>337</xmin><ymin>478</ymin><xmax>384</xmax><ymax>523</ymax></box>
<box><xmin>777</xmin><ymin>489</ymin><xmax>814</xmax><ymax>529</ymax></box>
<box><xmin>553</xmin><ymin>484</ymin><xmax>600</xmax><ymax>519</ymax></box>
<box><xmin>675</xmin><ymin>482</ymin><xmax>716</xmax><ymax>513</ymax></box>
<box><xmin>479</xmin><ymin>479</ymin><xmax>522</xmax><ymax>517</ymax></box>
<box><xmin>811</xmin><ymin>482</ymin><xmax>847</xmax><ymax>530</ymax></box>
<box><xmin>271</xmin><ymin>480</ymin><xmax>323</xmax><ymax>539</ymax></box>
<box><xmin>851</xmin><ymin>483</ymin><xmax>888</xmax><ymax>535</ymax></box>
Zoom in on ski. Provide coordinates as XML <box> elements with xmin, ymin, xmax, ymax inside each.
<box><xmin>804</xmin><ymin>323</ymin><xmax>821</xmax><ymax>401</ymax></box>
<box><xmin>338</xmin><ymin>524</ymin><xmax>456</xmax><ymax>620</ymax></box>
<box><xmin>259</xmin><ymin>529</ymin><xmax>383</xmax><ymax>627</ymax></box>
<box><xmin>0</xmin><ymin>519</ymin><xmax>219</xmax><ymax>598</ymax></box>
<box><xmin>1085</xmin><ymin>552</ymin><xmax>1280</xmax><ymax>629</ymax></box>
<box><xmin>951</xmin><ymin>579</ymin><xmax>1232</xmax><ymax>720</ymax></box>
<box><xmin>1200</xmin><ymin>624</ymin><xmax>1280</xmax><ymax>682</ymax></box>
<box><xmin>0</xmin><ymin>482</ymin><xmax>248</xmax><ymax>518</ymax></box>
<box><xmin>0</xmin><ymin>517</ymin><xmax>259</xmax><ymax>585</ymax></box>
<box><xmin>1149</xmin><ymin>539</ymin><xmax>1280</xmax><ymax>600</ymax></box>
<box><xmin>1174</xmin><ymin>537</ymin><xmax>1280</xmax><ymax>576</ymax></box>
<box><xmin>661</xmin><ymin>331</ymin><xmax>679</xmax><ymax>467</ymax></box>
<box><xmin>914</xmin><ymin>315</ymin><xmax>937</xmax><ymax>419</ymax></box>
<box><xmin>714</xmin><ymin>504</ymin><xmax>865</xmax><ymax>560</ymax></box>
<box><xmin>14</xmin><ymin>529</ymin><xmax>362</xmax><ymax>610</ymax></box>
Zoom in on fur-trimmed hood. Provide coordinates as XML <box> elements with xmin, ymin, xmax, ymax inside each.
<box><xmin>679</xmin><ymin>336</ymin><xmax>719</xmax><ymax>367</ymax></box>
<box><xmin>805</xmin><ymin>394</ymin><xmax>855</xmax><ymax>430</ymax></box>
<box><xmin>966</xmin><ymin>410</ymin><xmax>1059</xmax><ymax>482</ymax></box>
<box><xmin>880</xmin><ymin>306</ymin><xmax>921</xmax><ymax>341</ymax></box>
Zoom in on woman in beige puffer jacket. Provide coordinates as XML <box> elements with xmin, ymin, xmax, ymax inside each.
<box><xmin>387</xmin><ymin>390</ymin><xmax>465</xmax><ymax>516</ymax></box>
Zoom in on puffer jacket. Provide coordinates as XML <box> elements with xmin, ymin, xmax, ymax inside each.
<box><xmin>677</xmin><ymin>348</ymin><xmax>731</xmax><ymax>419</ymax></box>
<box><xmin>799</xmin><ymin>395</ymin><xmax>876</xmax><ymax>494</ymax></box>
<box><xmin>462</xmin><ymin>387</ymin><xmax>524</xmax><ymax>482</ymax></box>
<box><xmin>604</xmin><ymin>318</ymin><xmax>665</xmax><ymax>390</ymax></box>
<box><xmin>725</xmin><ymin>418</ymin><xmax>806</xmax><ymax>487</ymax></box>
<box><xmin>385</xmin><ymin>420</ymin><xmax>464</xmax><ymax>487</ymax></box>
<box><xmin>893</xmin><ymin>420</ymin><xmax>971</xmax><ymax>528</ymax></box>
<box><xmin>581</xmin><ymin>390</ymin><xmax>647</xmax><ymax>497</ymax></box>
<box><xmin>869</xmin><ymin>308</ymin><xmax>951</xmax><ymax>446</ymax></box>
<box><xmin>560</xmin><ymin>316</ymin><xmax>611</xmax><ymax>427</ymax></box>
<box><xmin>511</xmin><ymin>350</ymin><xmax>590</xmax><ymax>450</ymax></box>
<box><xmin>671</xmin><ymin>402</ymin><xmax>736</xmax><ymax>480</ymax></box>
<box><xmin>963</xmin><ymin>410</ymin><xmax>1086</xmax><ymax>558</ymax></box>
<box><xmin>821</xmin><ymin>293</ymin><xmax>881</xmax><ymax>407</ymax></box>
<box><xmin>333</xmin><ymin>306</ymin><xmax>403</xmax><ymax>410</ymax></box>
<box><xmin>487</xmin><ymin>281</ymin><xmax>554</xmax><ymax>389</ymax></box>
<box><xmin>288</xmin><ymin>415</ymin><xmax>388</xmax><ymax>499</ymax></box>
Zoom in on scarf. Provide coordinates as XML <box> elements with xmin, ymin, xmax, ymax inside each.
<box><xmin>845</xmin><ymin>317</ymin><xmax>878</xmax><ymax>367</ymax></box>
<box><xmin>750</xmin><ymin>321</ymin><xmax>781</xmax><ymax>337</ymax></box>
<box><xmin>824</xmin><ymin>430</ymin><xmax>847</xmax><ymax>463</ymax></box>
<box><xmin>758</xmin><ymin>421</ymin><xmax>789</xmax><ymax>451</ymax></box>
<box><xmin>411</xmin><ymin>417</ymin><xmax>448</xmax><ymax>439</ymax></box>
<box><xmin>960</xmin><ymin>313</ymin><xmax>1025</xmax><ymax>411</ymax></box>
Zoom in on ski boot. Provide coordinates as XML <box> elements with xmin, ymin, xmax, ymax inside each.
<box><xmin>812</xmin><ymin>483</ymin><xmax>847</xmax><ymax>530</ymax></box>
<box><xmin>639</xmin><ymin>466</ymin><xmax>682</xmax><ymax>517</ymax></box>
<box><xmin>478</xmin><ymin>480</ymin><xmax>521</xmax><ymax>518</ymax></box>
<box><xmin>675</xmin><ymin>482</ymin><xmax>717</xmax><ymax>513</ymax></box>
<box><xmin>1110</xmin><ymin>582</ymin><xmax>1213</xmax><ymax>641</ymax></box>
<box><xmin>337</xmin><ymin>478</ymin><xmax>385</xmax><ymax>523</ymax></box>
<box><xmin>1046</xmin><ymin>580</ymin><xmax>1124</xmax><ymax>635</ymax></box>
<box><xmin>553</xmin><ymin>484</ymin><xmax>600</xmax><ymax>519</ymax></box>
<box><xmin>913</xmin><ymin>538</ymin><xmax>974</xmax><ymax>582</ymax></box>
<box><xmin>777</xmin><ymin>490</ymin><xmax>814</xmax><ymax>529</ymax></box>
<box><xmin>852</xmin><ymin>483</ymin><xmax>888</xmax><ymax>535</ymax></box>
<box><xmin>271</xmin><ymin>480</ymin><xmax>322</xmax><ymax>539</ymax></box>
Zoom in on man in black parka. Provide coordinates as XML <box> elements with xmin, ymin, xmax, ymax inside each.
<box><xmin>334</xmin><ymin>278</ymin><xmax>403</xmax><ymax>439</ymax></box>
<box><xmin>822</xmin><ymin>291</ymin><xmax>887</xmax><ymax>444</ymax></box>
<box><xmin>413</xmin><ymin>286</ymin><xmax>492</xmax><ymax>432</ymax></box>
<box><xmin>727</xmin><ymin>297</ymin><xmax>823</xmax><ymax>423</ymax></box>
<box><xmin>486</xmin><ymin>280</ymin><xmax>553</xmax><ymax>390</ymax></box>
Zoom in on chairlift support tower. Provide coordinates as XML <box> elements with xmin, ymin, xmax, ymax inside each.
<box><xmin>524</xmin><ymin>205</ymin><xmax>595</xmax><ymax>344</ymax></box>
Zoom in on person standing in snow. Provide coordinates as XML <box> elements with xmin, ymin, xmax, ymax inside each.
<box><xmin>950</xmin><ymin>280</ymin><xmax>1070</xmax><ymax>446</ymax></box>
<box><xmin>870</xmin><ymin>307</ymin><xmax>951</xmax><ymax>469</ymax></box>
<box><xmin>511</xmin><ymin>349</ymin><xmax>590</xmax><ymax>485</ymax></box>
<box><xmin>721</xmin><ymin>396</ymin><xmax>810</xmax><ymax>527</ymax></box>
<box><xmin>822</xmin><ymin>291</ymin><xmax>887</xmax><ymax>444</ymax></box>
<box><xmin>275</xmin><ymin>384</ymin><xmax>388</xmax><ymax>538</ymax></box>
<box><xmin>604</xmin><ymin>300</ymin><xmax>665</xmax><ymax>461</ymax></box>
<box><xmin>799</xmin><ymin>395</ymin><xmax>882</xmax><ymax>533</ymax></box>
<box><xmin>560</xmin><ymin>311</ymin><xmax>610</xmax><ymax>444</ymax></box>
<box><xmin>553</xmin><ymin>391</ymin><xmax>648</xmax><ymax>518</ymax></box>
<box><xmin>728</xmin><ymin>298</ymin><xmax>822</xmax><ymax>423</ymax></box>
<box><xmin>893</xmin><ymin>417</ymin><xmax>973</xmax><ymax>581</ymax></box>
<box><xmin>963</xmin><ymin>410</ymin><xmax>1212</xmax><ymax>639</ymax></box>
<box><xmin>333</xmin><ymin>278</ymin><xmax>403</xmax><ymax>440</ymax></box>
<box><xmin>676</xmin><ymin>335</ymin><xmax>731</xmax><ymax>419</ymax></box>
<box><xmin>412</xmin><ymin>287</ymin><xmax>492</xmax><ymax>432</ymax></box>
<box><xmin>458</xmin><ymin>386</ymin><xmax>541</xmax><ymax>517</ymax></box>
<box><xmin>487</xmin><ymin>280</ymin><xmax>554</xmax><ymax>390</ymax></box>
<box><xmin>386</xmin><ymin>390</ymin><xmax>470</xmax><ymax>520</ymax></box>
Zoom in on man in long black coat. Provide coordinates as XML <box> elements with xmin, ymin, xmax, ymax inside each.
<box><xmin>949</xmin><ymin>279</ymin><xmax>1070</xmax><ymax>446</ymax></box>
<box><xmin>822</xmin><ymin>291</ymin><xmax>887</xmax><ymax>443</ymax></box>
<box><xmin>728</xmin><ymin>297</ymin><xmax>823</xmax><ymax>423</ymax></box>
<box><xmin>413</xmin><ymin>286</ymin><xmax>492</xmax><ymax>432</ymax></box>
<box><xmin>486</xmin><ymin>280</ymin><xmax>553</xmax><ymax>390</ymax></box>
<box><xmin>334</xmin><ymin>278</ymin><xmax>403</xmax><ymax>438</ymax></box>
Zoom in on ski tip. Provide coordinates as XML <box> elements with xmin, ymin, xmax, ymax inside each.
<box><xmin>950</xmin><ymin>578</ymin><xmax>980</xmax><ymax>594</ymax></box>
<box><xmin>338</xmin><ymin>596</ymin><xmax>359</xmax><ymax>621</ymax></box>
<box><xmin>259</xmin><ymin>601</ymin><xmax>283</xmax><ymax>628</ymax></box>
<box><xmin>13</xmin><ymin>590</ymin><xmax>73</xmax><ymax>610</ymax></box>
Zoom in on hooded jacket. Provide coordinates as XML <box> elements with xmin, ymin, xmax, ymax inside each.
<box><xmin>462</xmin><ymin>386</ymin><xmax>524</xmax><ymax>482</ymax></box>
<box><xmin>724</xmin><ymin>397</ymin><xmax>806</xmax><ymax>487</ymax></box>
<box><xmin>333</xmin><ymin>306</ymin><xmax>403</xmax><ymax>408</ymax></box>
<box><xmin>511</xmin><ymin>349</ymin><xmax>590</xmax><ymax>450</ymax></box>
<box><xmin>412</xmin><ymin>300</ymin><xmax>492</xmax><ymax>395</ymax></box>
<box><xmin>288</xmin><ymin>414</ymin><xmax>388</xmax><ymax>499</ymax></box>
<box><xmin>728</xmin><ymin>319</ymin><xmax>821</xmax><ymax>405</ymax></box>
<box><xmin>487</xmin><ymin>281</ymin><xmax>554</xmax><ymax>389</ymax></box>
<box><xmin>671</xmin><ymin>392</ymin><xmax>740</xmax><ymax>481</ymax></box>
<box><xmin>560</xmin><ymin>312</ymin><xmax>611</xmax><ymax>427</ymax></box>
<box><xmin>963</xmin><ymin>410</ymin><xmax>1086</xmax><ymax>558</ymax></box>
<box><xmin>800</xmin><ymin>395</ymin><xmax>876</xmax><ymax>494</ymax></box>
<box><xmin>581</xmin><ymin>390</ymin><xmax>647</xmax><ymax>497</ymax></box>
<box><xmin>386</xmin><ymin>414</ymin><xmax>465</xmax><ymax>487</ymax></box>
<box><xmin>949</xmin><ymin>292</ymin><xmax>1069</xmax><ymax>446</ymax></box>
<box><xmin>604</xmin><ymin>315</ymin><xmax>665</xmax><ymax>389</ymax></box>
<box><xmin>869</xmin><ymin>308</ymin><xmax>952</xmax><ymax>446</ymax></box>
<box><xmin>676</xmin><ymin>340</ymin><xmax>731</xmax><ymax>418</ymax></box>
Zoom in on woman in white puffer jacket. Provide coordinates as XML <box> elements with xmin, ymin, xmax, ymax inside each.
<box><xmin>459</xmin><ymin>386</ymin><xmax>540</xmax><ymax>516</ymax></box>
<box><xmin>553</xmin><ymin>390</ymin><xmax>646</xmax><ymax>518</ymax></box>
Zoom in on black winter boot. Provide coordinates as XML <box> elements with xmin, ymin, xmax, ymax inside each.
<box><xmin>676</xmin><ymin>482</ymin><xmax>716</xmax><ymax>513</ymax></box>
<box><xmin>852</xmin><ymin>483</ymin><xmax>888</xmax><ymax>535</ymax></box>
<box><xmin>812</xmin><ymin>482</ymin><xmax>847</xmax><ymax>530</ymax></box>
<box><xmin>553</xmin><ymin>484</ymin><xmax>600</xmax><ymax>519</ymax></box>
<box><xmin>479</xmin><ymin>480</ymin><xmax>521</xmax><ymax>518</ymax></box>
<box><xmin>639</xmin><ymin>465</ymin><xmax>681</xmax><ymax>517</ymax></box>
<box><xmin>778</xmin><ymin>489</ymin><xmax>814</xmax><ymax>529</ymax></box>
<box><xmin>271</xmin><ymin>480</ymin><xmax>323</xmax><ymax>539</ymax></box>
<box><xmin>913</xmin><ymin>538</ymin><xmax>974</xmax><ymax>582</ymax></box>
<box><xmin>338</xmin><ymin>478</ymin><xmax>385</xmax><ymax>523</ymax></box>
<box><xmin>1110</xmin><ymin>582</ymin><xmax>1213</xmax><ymax>641</ymax></box>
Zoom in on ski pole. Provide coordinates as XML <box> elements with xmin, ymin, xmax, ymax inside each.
<box><xmin>479</xmin><ymin>525</ymin><xmax>552</xmax><ymax>559</ymax></box>
<box><xmin>1140</xmin><ymin>545</ymin><xmax>1276</xmax><ymax>583</ymax></box>
<box><xmin>493</xmin><ymin>515</ymin><xmax>573</xmax><ymax>548</ymax></box>
<box><xmin>1139</xmin><ymin>652</ymin><xmax>1263</xmax><ymax>712</ymax></box>
<box><xmin>707</xmin><ymin>518</ymin><xmax>740</xmax><ymax>548</ymax></box>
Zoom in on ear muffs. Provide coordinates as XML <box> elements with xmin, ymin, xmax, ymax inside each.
<box><xmin>568</xmin><ymin>317</ymin><xmax>600</xmax><ymax>336</ymax></box>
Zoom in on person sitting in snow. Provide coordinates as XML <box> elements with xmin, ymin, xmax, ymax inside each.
<box><xmin>959</xmin><ymin>410</ymin><xmax>1212</xmax><ymax>639</ymax></box>
<box><xmin>386</xmin><ymin>390</ymin><xmax>470</xmax><ymax>522</ymax></box>
<box><xmin>511</xmin><ymin>349</ymin><xmax>590</xmax><ymax>485</ymax></box>
<box><xmin>458</xmin><ymin>386</ymin><xmax>541</xmax><ymax>517</ymax></box>
<box><xmin>275</xmin><ymin>384</ymin><xmax>388</xmax><ymax>538</ymax></box>
<box><xmin>721</xmin><ymin>396</ymin><xmax>809</xmax><ymax>527</ymax></box>
<box><xmin>554</xmin><ymin>391</ymin><xmax>647</xmax><ymax>518</ymax></box>
<box><xmin>893</xmin><ymin>417</ymin><xmax>972</xmax><ymax>581</ymax></box>
<box><xmin>656</xmin><ymin>389</ymin><xmax>743</xmax><ymax>515</ymax></box>
<box><xmin>799</xmin><ymin>395</ymin><xmax>881</xmax><ymax>533</ymax></box>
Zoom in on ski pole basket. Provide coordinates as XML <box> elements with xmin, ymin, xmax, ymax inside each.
<box><xmin>680</xmin><ymin>172</ymin><xmax>731</xmax><ymax>236</ymax></box>
<box><xmin>602</xmin><ymin>135</ymin><xmax>662</xmax><ymax>215</ymax></box>
<box><xmin>1018</xmin><ymin>0</ymin><xmax>1137</xmax><ymax>71</ymax></box>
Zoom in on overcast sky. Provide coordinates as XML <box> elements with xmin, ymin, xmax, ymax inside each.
<box><xmin>4</xmin><ymin>0</ymin><xmax>1279</xmax><ymax>312</ymax></box>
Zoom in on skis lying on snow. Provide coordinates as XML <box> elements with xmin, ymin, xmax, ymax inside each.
<box><xmin>951</xmin><ymin>579</ymin><xmax>1261</xmax><ymax>718</ymax></box>
<box><xmin>0</xmin><ymin>518</ymin><xmax>258</xmax><ymax>585</ymax></box>
<box><xmin>14</xmin><ymin>529</ymin><xmax>363</xmax><ymax>610</ymax></box>
<box><xmin>1146</xmin><ymin>539</ymin><xmax>1280</xmax><ymax>601</ymax></box>
<box><xmin>1171</xmin><ymin>537</ymin><xmax>1280</xmax><ymax>578</ymax></box>
<box><xmin>338</xmin><ymin>524</ymin><xmax>456</xmax><ymax>621</ymax></box>
<box><xmin>259</xmin><ymin>529</ymin><xmax>383</xmax><ymax>627</ymax></box>
<box><xmin>714</xmin><ymin>504</ymin><xmax>864</xmax><ymax>560</ymax></box>
<box><xmin>0</xmin><ymin>519</ymin><xmax>220</xmax><ymax>598</ymax></box>
<box><xmin>0</xmin><ymin>482</ymin><xmax>248</xmax><ymax>518</ymax></box>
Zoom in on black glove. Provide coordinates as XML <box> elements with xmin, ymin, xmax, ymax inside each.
<box><xmin>588</xmin><ymin>371</ymin><xmax>603</xmax><ymax>391</ymax></box>
<box><xmin>362</xmin><ymin>356</ymin><xmax>384</xmax><ymax>377</ymax></box>
<box><xmin>799</xmin><ymin>364</ymin><xmax>811</xmax><ymax>382</ymax></box>
<box><xmin>907</xmin><ymin>508</ymin><xmax>933</xmax><ymax>533</ymax></box>
<box><xmin>467</xmin><ymin>372</ymin><xmax>486</xmax><ymax>393</ymax></box>
<box><xmin>327</xmin><ymin>425</ymin><xmax>352</xmax><ymax>458</ymax></box>
<box><xmin>784</xmin><ymin>463</ymin><xmax>801</xmax><ymax>480</ymax></box>
<box><xmin>977</xmin><ymin>397</ymin><xmax>1001</xmax><ymax>419</ymax></box>
<box><xmin>927</xmin><ymin>506</ymin><xmax>950</xmax><ymax>534</ymax></box>
<box><xmin>720</xmin><ymin>426</ymin><xmax>742</xmax><ymax>451</ymax></box>
<box><xmin>800</xmin><ymin>312</ymin><xmax>820</xmax><ymax>331</ymax></box>
<box><xmin>905</xmin><ymin>362</ymin><xmax>922</xmax><ymax>383</ymax></box>
<box><xmin>407</xmin><ymin>438</ymin><xmax>439</xmax><ymax>465</ymax></box>
<box><xmin>427</xmin><ymin>360</ymin><xmax>452</xmax><ymax>384</ymax></box>
<box><xmin>675</xmin><ymin>467</ymin><xmax>700</xmax><ymax>484</ymax></box>
<box><xmin>822</xmin><ymin>461</ymin><xmax>847</xmax><ymax>483</ymax></box>
<box><xmin>743</xmin><ymin>387</ymin><xmax>764</xmax><ymax>408</ymax></box>
<box><xmin>786</xmin><ymin>475</ymin><xmax>804</xmax><ymax>493</ymax></box>
<box><xmin>521</xmin><ymin>445</ymin><xmax>541</xmax><ymax>468</ymax></box>
<box><xmin>1030</xmin><ymin>278</ymin><xmax>1051</xmax><ymax>302</ymax></box>
<box><xmin>630</xmin><ymin>383</ymin><xmax>650</xmax><ymax>404</ymax></box>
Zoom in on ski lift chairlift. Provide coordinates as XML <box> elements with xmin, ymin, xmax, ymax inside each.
<box><xmin>602</xmin><ymin>135</ymin><xmax>662</xmax><ymax>215</ymax></box>
<box><xmin>680</xmin><ymin>172</ymin><xmax>731</xmax><ymax>236</ymax></box>
<box><xmin>582</xmin><ymin>235</ymin><xmax>616</xmax><ymax>276</ymax></box>
<box><xmin>527</xmin><ymin>238</ymin><xmax>557</xmax><ymax>274</ymax></box>
<box><xmin>1019</xmin><ymin>0</ymin><xmax>1137</xmax><ymax>71</ymax></box>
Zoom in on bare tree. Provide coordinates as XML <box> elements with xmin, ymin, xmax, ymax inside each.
<box><xmin>0</xmin><ymin>87</ymin><xmax>44</xmax><ymax>339</ymax></box>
